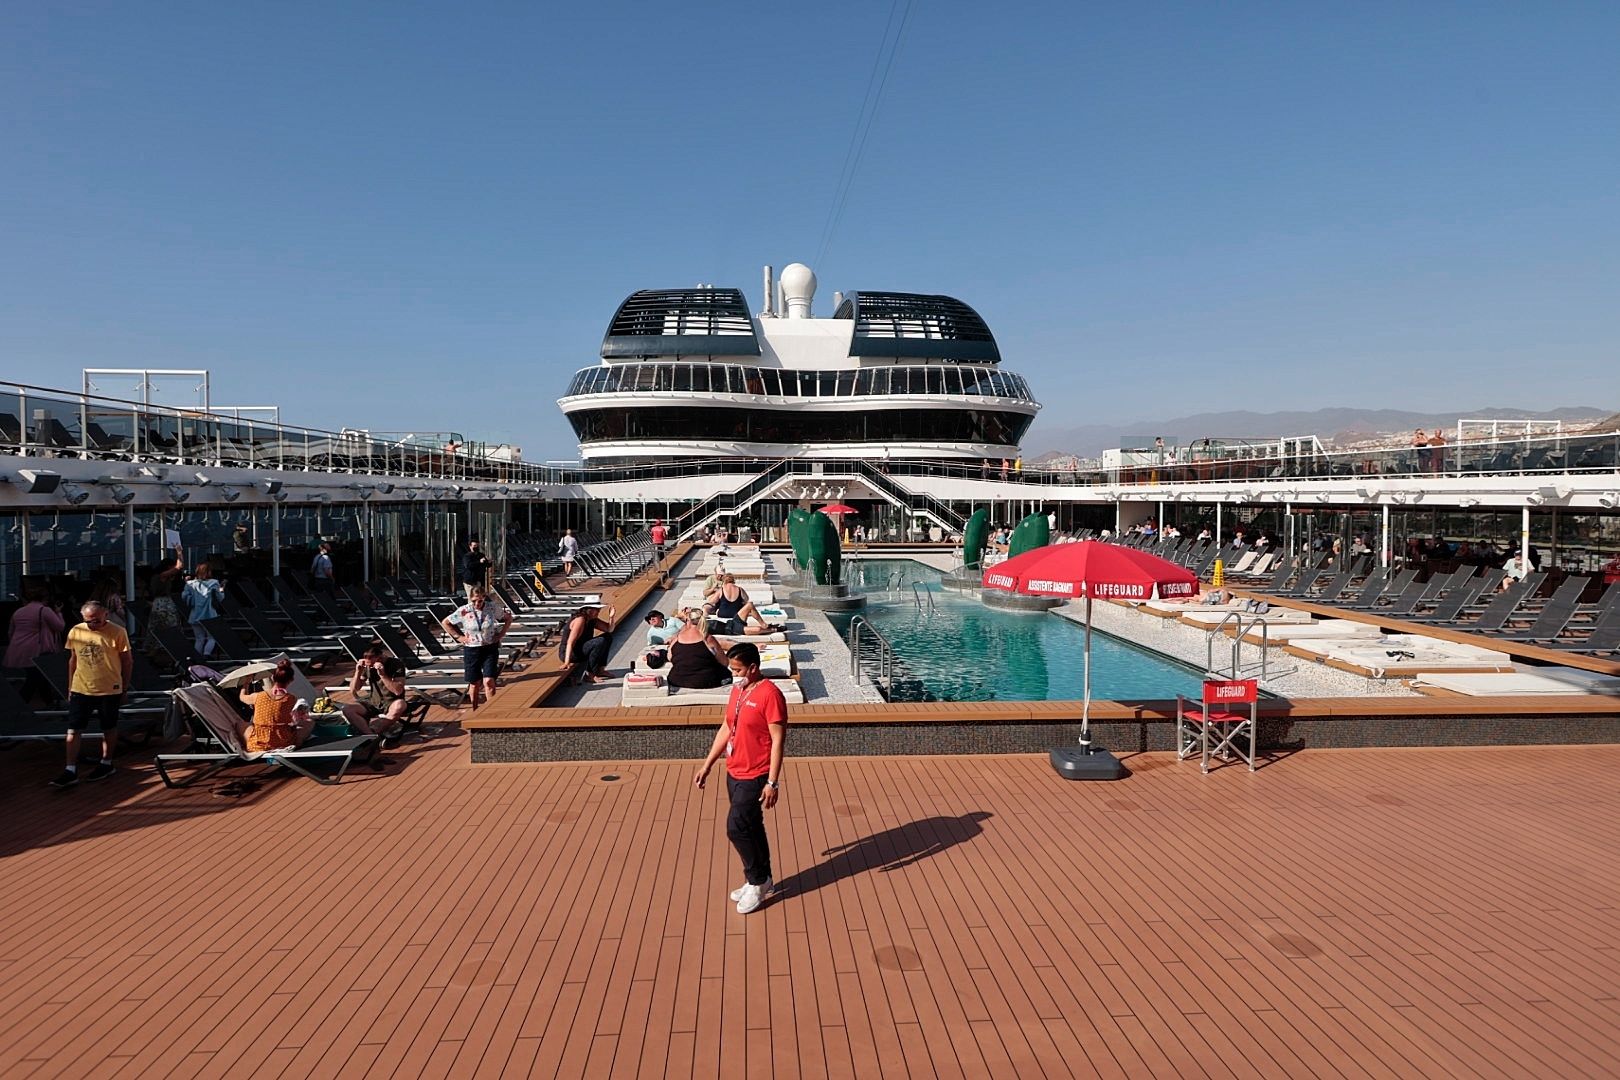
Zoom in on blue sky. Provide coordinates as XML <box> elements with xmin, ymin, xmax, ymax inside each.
<box><xmin>3</xmin><ymin>2</ymin><xmax>1617</xmax><ymax>457</ymax></box>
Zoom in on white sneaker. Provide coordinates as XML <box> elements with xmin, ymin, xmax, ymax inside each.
<box><xmin>729</xmin><ymin>883</ymin><xmax>748</xmax><ymax>902</ymax></box>
<box><xmin>735</xmin><ymin>879</ymin><xmax>773</xmax><ymax>915</ymax></box>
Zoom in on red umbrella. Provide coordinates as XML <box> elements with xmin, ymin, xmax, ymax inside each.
<box><xmin>982</xmin><ymin>540</ymin><xmax>1198</xmax><ymax>776</ymax></box>
<box><xmin>817</xmin><ymin>503</ymin><xmax>859</xmax><ymax>516</ymax></box>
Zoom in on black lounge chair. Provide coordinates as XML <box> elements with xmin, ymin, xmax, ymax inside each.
<box><xmin>0</xmin><ymin>675</ymin><xmax>162</xmax><ymax>745</ymax></box>
<box><xmin>1495</xmin><ymin>577</ymin><xmax>1593</xmax><ymax>642</ymax></box>
<box><xmin>155</xmin><ymin>684</ymin><xmax>378</xmax><ymax>788</ymax></box>
<box><xmin>1410</xmin><ymin>575</ymin><xmax>1493</xmax><ymax>624</ymax></box>
<box><xmin>1434</xmin><ymin>574</ymin><xmax>1547</xmax><ymax>633</ymax></box>
<box><xmin>1347</xmin><ymin>570</ymin><xmax>1416</xmax><ymax>611</ymax></box>
<box><xmin>200</xmin><ymin>617</ymin><xmax>327</xmax><ymax>668</ymax></box>
<box><xmin>238</xmin><ymin>607</ymin><xmax>347</xmax><ymax>659</ymax></box>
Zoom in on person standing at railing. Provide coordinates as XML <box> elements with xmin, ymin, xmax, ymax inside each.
<box><xmin>1429</xmin><ymin>428</ymin><xmax>1447</xmax><ymax>474</ymax></box>
<box><xmin>1413</xmin><ymin>428</ymin><xmax>1430</xmax><ymax>472</ymax></box>
<box><xmin>458</xmin><ymin>538</ymin><xmax>492</xmax><ymax>598</ymax></box>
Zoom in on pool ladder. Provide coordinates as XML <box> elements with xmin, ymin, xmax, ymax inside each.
<box><xmin>911</xmin><ymin>582</ymin><xmax>937</xmax><ymax>615</ymax></box>
<box><xmin>847</xmin><ymin>615</ymin><xmax>896</xmax><ymax>697</ymax></box>
<box><xmin>1206</xmin><ymin>612</ymin><xmax>1295</xmax><ymax>682</ymax></box>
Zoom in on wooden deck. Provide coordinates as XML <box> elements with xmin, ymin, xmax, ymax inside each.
<box><xmin>3</xmin><ymin>719</ymin><xmax>1619</xmax><ymax>1077</ymax></box>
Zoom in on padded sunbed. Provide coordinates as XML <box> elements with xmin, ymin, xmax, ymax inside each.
<box><xmin>1411</xmin><ymin>670</ymin><xmax>1620</xmax><ymax>697</ymax></box>
<box><xmin>619</xmin><ymin>676</ymin><xmax>806</xmax><ymax>708</ymax></box>
<box><xmin>634</xmin><ymin>642</ymin><xmax>794</xmax><ymax>679</ymax></box>
<box><xmin>1286</xmin><ymin>634</ymin><xmax>1514</xmax><ymax>677</ymax></box>
<box><xmin>1237</xmin><ymin>619</ymin><xmax>1385</xmax><ymax>645</ymax></box>
<box><xmin>1176</xmin><ymin>608</ymin><xmax>1312</xmax><ymax>628</ymax></box>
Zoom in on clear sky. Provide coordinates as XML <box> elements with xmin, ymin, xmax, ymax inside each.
<box><xmin>3</xmin><ymin>2</ymin><xmax>1617</xmax><ymax>458</ymax></box>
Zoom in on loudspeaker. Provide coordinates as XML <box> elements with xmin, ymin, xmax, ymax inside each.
<box><xmin>16</xmin><ymin>469</ymin><xmax>63</xmax><ymax>495</ymax></box>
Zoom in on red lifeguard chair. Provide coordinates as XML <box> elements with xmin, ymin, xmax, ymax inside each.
<box><xmin>1177</xmin><ymin>679</ymin><xmax>1258</xmax><ymax>773</ymax></box>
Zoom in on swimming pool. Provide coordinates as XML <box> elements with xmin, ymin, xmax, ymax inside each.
<box><xmin>827</xmin><ymin>559</ymin><xmax>1208</xmax><ymax>703</ymax></box>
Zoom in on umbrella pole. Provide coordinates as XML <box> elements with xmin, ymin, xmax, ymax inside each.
<box><xmin>1081</xmin><ymin>595</ymin><xmax>1092</xmax><ymax>749</ymax></box>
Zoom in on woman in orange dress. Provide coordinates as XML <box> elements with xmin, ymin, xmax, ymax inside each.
<box><xmin>237</xmin><ymin>659</ymin><xmax>314</xmax><ymax>752</ymax></box>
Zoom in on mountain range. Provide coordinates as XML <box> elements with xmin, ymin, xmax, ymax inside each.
<box><xmin>1028</xmin><ymin>406</ymin><xmax>1615</xmax><ymax>459</ymax></box>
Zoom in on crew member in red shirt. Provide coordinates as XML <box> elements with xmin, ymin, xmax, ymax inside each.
<box><xmin>694</xmin><ymin>641</ymin><xmax>787</xmax><ymax>914</ymax></box>
<box><xmin>650</xmin><ymin>519</ymin><xmax>669</xmax><ymax>561</ymax></box>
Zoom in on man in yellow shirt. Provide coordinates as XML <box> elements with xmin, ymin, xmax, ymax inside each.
<box><xmin>51</xmin><ymin>601</ymin><xmax>132</xmax><ymax>788</ymax></box>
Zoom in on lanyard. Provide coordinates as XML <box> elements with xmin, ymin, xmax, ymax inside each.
<box><xmin>729</xmin><ymin>679</ymin><xmax>761</xmax><ymax>736</ymax></box>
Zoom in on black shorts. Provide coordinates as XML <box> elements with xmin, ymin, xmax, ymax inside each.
<box><xmin>67</xmin><ymin>693</ymin><xmax>122</xmax><ymax>732</ymax></box>
<box><xmin>463</xmin><ymin>643</ymin><xmax>501</xmax><ymax>682</ymax></box>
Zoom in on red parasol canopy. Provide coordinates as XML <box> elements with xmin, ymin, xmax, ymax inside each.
<box><xmin>981</xmin><ymin>540</ymin><xmax>1198</xmax><ymax>752</ymax></box>
<box><xmin>817</xmin><ymin>503</ymin><xmax>859</xmax><ymax>516</ymax></box>
<box><xmin>981</xmin><ymin>540</ymin><xmax>1197</xmax><ymax>600</ymax></box>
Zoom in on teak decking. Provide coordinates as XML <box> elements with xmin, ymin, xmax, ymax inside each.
<box><xmin>3</xmin><ymin>725</ymin><xmax>1619</xmax><ymax>1078</ymax></box>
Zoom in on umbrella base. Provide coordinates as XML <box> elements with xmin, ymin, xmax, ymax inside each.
<box><xmin>1050</xmin><ymin>746</ymin><xmax>1127</xmax><ymax>781</ymax></box>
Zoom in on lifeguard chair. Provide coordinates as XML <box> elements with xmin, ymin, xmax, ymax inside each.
<box><xmin>1177</xmin><ymin>678</ymin><xmax>1258</xmax><ymax>773</ymax></box>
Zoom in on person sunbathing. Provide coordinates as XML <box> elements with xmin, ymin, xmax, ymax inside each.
<box><xmin>663</xmin><ymin>613</ymin><xmax>732</xmax><ymax>690</ymax></box>
<box><xmin>703</xmin><ymin>575</ymin><xmax>780</xmax><ymax>636</ymax></box>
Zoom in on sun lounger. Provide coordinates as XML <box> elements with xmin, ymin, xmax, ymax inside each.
<box><xmin>1411</xmin><ymin>670</ymin><xmax>1620</xmax><ymax>697</ymax></box>
<box><xmin>0</xmin><ymin>675</ymin><xmax>163</xmax><ymax>743</ymax></box>
<box><xmin>1285</xmin><ymin>634</ymin><xmax>1514</xmax><ymax>677</ymax></box>
<box><xmin>155</xmin><ymin>684</ymin><xmax>379</xmax><ymax>788</ymax></box>
<box><xmin>619</xmin><ymin>675</ymin><xmax>805</xmax><ymax>708</ymax></box>
<box><xmin>1237</xmin><ymin>619</ymin><xmax>1384</xmax><ymax>646</ymax></box>
<box><xmin>1493</xmin><ymin>577</ymin><xmax>1592</xmax><ymax>642</ymax></box>
<box><xmin>1345</xmin><ymin>569</ymin><xmax>1416</xmax><ymax>611</ymax></box>
<box><xmin>1176</xmin><ymin>607</ymin><xmax>1312</xmax><ymax>628</ymax></box>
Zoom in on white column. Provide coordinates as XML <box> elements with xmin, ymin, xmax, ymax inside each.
<box><xmin>1215</xmin><ymin>502</ymin><xmax>1223</xmax><ymax>546</ymax></box>
<box><xmin>1521</xmin><ymin>505</ymin><xmax>1531</xmax><ymax>566</ymax></box>
<box><xmin>1114</xmin><ymin>499</ymin><xmax>1122</xmax><ymax>534</ymax></box>
<box><xmin>1380</xmin><ymin>504</ymin><xmax>1390</xmax><ymax>568</ymax></box>
<box><xmin>20</xmin><ymin>510</ymin><xmax>30</xmax><ymax>575</ymax></box>
<box><xmin>1285</xmin><ymin>503</ymin><xmax>1294</xmax><ymax>558</ymax></box>
<box><xmin>271</xmin><ymin>502</ymin><xmax>282</xmax><ymax>576</ymax></box>
<box><xmin>1157</xmin><ymin>501</ymin><xmax>1164</xmax><ymax>532</ymax></box>
<box><xmin>362</xmin><ymin>501</ymin><xmax>372</xmax><ymax>582</ymax></box>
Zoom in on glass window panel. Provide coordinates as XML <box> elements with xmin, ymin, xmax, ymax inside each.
<box><xmin>673</xmin><ymin>364</ymin><xmax>692</xmax><ymax>392</ymax></box>
<box><xmin>819</xmin><ymin>372</ymin><xmax>838</xmax><ymax>397</ymax></box>
<box><xmin>925</xmin><ymin>368</ymin><xmax>944</xmax><ymax>395</ymax></box>
<box><xmin>854</xmin><ymin>369</ymin><xmax>874</xmax><ymax>395</ymax></box>
<box><xmin>761</xmin><ymin>369</ymin><xmax>781</xmax><ymax>396</ymax></box>
<box><xmin>836</xmin><ymin>371</ymin><xmax>856</xmax><ymax>396</ymax></box>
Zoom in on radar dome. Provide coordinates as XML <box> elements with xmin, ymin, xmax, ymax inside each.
<box><xmin>780</xmin><ymin>262</ymin><xmax>817</xmax><ymax>318</ymax></box>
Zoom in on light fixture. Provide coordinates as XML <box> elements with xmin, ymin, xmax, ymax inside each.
<box><xmin>1389</xmin><ymin>491</ymin><xmax>1409</xmax><ymax>505</ymax></box>
<box><xmin>108</xmin><ymin>485</ymin><xmax>137</xmax><ymax>505</ymax></box>
<box><xmin>404</xmin><ymin>489</ymin><xmax>420</xmax><ymax>501</ymax></box>
<box><xmin>1355</xmin><ymin>487</ymin><xmax>1375</xmax><ymax>501</ymax></box>
<box><xmin>309</xmin><ymin>492</ymin><xmax>330</xmax><ymax>503</ymax></box>
<box><xmin>451</xmin><ymin>484</ymin><xmax>465</xmax><ymax>496</ymax></box>
<box><xmin>193</xmin><ymin>471</ymin><xmax>213</xmax><ymax>486</ymax></box>
<box><xmin>353</xmin><ymin>485</ymin><xmax>374</xmax><ymax>501</ymax></box>
<box><xmin>375</xmin><ymin>482</ymin><xmax>394</xmax><ymax>494</ymax></box>
<box><xmin>166</xmin><ymin>485</ymin><xmax>190</xmax><ymax>504</ymax></box>
<box><xmin>220</xmin><ymin>487</ymin><xmax>242</xmax><ymax>503</ymax></box>
<box><xmin>261</xmin><ymin>479</ymin><xmax>283</xmax><ymax>495</ymax></box>
<box><xmin>137</xmin><ymin>466</ymin><xmax>168</xmax><ymax>479</ymax></box>
<box><xmin>60</xmin><ymin>482</ymin><xmax>90</xmax><ymax>506</ymax></box>
<box><xmin>269</xmin><ymin>491</ymin><xmax>288</xmax><ymax>503</ymax></box>
<box><xmin>10</xmin><ymin>468</ymin><xmax>63</xmax><ymax>495</ymax></box>
<box><xmin>1314</xmin><ymin>492</ymin><xmax>1332</xmax><ymax>504</ymax></box>
<box><xmin>1599</xmin><ymin>492</ymin><xmax>1619</xmax><ymax>509</ymax></box>
<box><xmin>1459</xmin><ymin>497</ymin><xmax>1481</xmax><ymax>507</ymax></box>
<box><xmin>1526</xmin><ymin>491</ymin><xmax>1545</xmax><ymax>506</ymax></box>
<box><xmin>497</xmin><ymin>485</ymin><xmax>510</xmax><ymax>496</ymax></box>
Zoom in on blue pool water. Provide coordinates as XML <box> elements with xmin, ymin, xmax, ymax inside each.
<box><xmin>826</xmin><ymin>559</ymin><xmax>1208</xmax><ymax>703</ymax></box>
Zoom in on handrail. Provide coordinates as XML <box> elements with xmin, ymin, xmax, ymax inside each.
<box><xmin>1206</xmin><ymin>612</ymin><xmax>1270</xmax><ymax>683</ymax></box>
<box><xmin>847</xmin><ymin>615</ymin><xmax>895</xmax><ymax>695</ymax></box>
<box><xmin>911</xmin><ymin>581</ymin><xmax>936</xmax><ymax>615</ymax></box>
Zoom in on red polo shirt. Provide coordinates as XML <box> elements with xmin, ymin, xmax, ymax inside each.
<box><xmin>725</xmin><ymin>676</ymin><xmax>787</xmax><ymax>780</ymax></box>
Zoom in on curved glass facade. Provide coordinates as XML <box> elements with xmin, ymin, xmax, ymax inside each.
<box><xmin>566</xmin><ymin>406</ymin><xmax>1034</xmax><ymax>447</ymax></box>
<box><xmin>562</xmin><ymin>363</ymin><xmax>1035</xmax><ymax>403</ymax></box>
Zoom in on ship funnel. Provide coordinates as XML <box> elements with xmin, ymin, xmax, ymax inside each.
<box><xmin>780</xmin><ymin>262</ymin><xmax>817</xmax><ymax>319</ymax></box>
<box><xmin>761</xmin><ymin>265</ymin><xmax>775</xmax><ymax>317</ymax></box>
